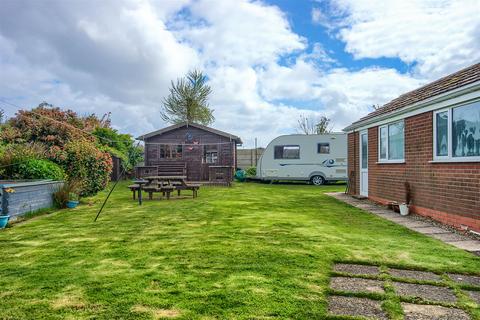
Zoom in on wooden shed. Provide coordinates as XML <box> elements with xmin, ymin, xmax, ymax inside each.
<box><xmin>135</xmin><ymin>122</ymin><xmax>242</xmax><ymax>184</ymax></box>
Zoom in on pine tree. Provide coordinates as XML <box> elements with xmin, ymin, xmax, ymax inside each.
<box><xmin>161</xmin><ymin>70</ymin><xmax>214</xmax><ymax>125</ymax></box>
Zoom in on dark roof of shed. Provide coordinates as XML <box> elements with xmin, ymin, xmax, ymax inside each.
<box><xmin>137</xmin><ymin>122</ymin><xmax>243</xmax><ymax>144</ymax></box>
<box><xmin>346</xmin><ymin>62</ymin><xmax>480</xmax><ymax>129</ymax></box>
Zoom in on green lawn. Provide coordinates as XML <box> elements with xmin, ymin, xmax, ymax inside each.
<box><xmin>0</xmin><ymin>182</ymin><xmax>479</xmax><ymax>319</ymax></box>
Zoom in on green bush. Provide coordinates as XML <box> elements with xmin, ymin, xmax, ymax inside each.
<box><xmin>59</xmin><ymin>140</ymin><xmax>113</xmax><ymax>196</ymax></box>
<box><xmin>17</xmin><ymin>159</ymin><xmax>65</xmax><ymax>180</ymax></box>
<box><xmin>93</xmin><ymin>127</ymin><xmax>143</xmax><ymax>172</ymax></box>
<box><xmin>245</xmin><ymin>166</ymin><xmax>256</xmax><ymax>177</ymax></box>
<box><xmin>0</xmin><ymin>143</ymin><xmax>47</xmax><ymax>179</ymax></box>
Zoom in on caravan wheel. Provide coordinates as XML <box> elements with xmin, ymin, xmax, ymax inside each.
<box><xmin>311</xmin><ymin>175</ymin><xmax>325</xmax><ymax>186</ymax></box>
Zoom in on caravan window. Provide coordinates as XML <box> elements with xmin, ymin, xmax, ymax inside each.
<box><xmin>317</xmin><ymin>143</ymin><xmax>330</xmax><ymax>154</ymax></box>
<box><xmin>274</xmin><ymin>145</ymin><xmax>300</xmax><ymax>159</ymax></box>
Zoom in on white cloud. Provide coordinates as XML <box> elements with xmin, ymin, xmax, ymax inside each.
<box><xmin>174</xmin><ymin>0</ymin><xmax>306</xmax><ymax>67</ymax></box>
<box><xmin>326</xmin><ymin>0</ymin><xmax>480</xmax><ymax>78</ymax></box>
<box><xmin>311</xmin><ymin>7</ymin><xmax>330</xmax><ymax>28</ymax></box>
<box><xmin>0</xmin><ymin>0</ymin><xmax>478</xmax><ymax>147</ymax></box>
<box><xmin>317</xmin><ymin>67</ymin><xmax>423</xmax><ymax>129</ymax></box>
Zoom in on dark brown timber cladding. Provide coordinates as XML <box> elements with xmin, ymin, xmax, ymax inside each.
<box><xmin>143</xmin><ymin>125</ymin><xmax>236</xmax><ymax>181</ymax></box>
<box><xmin>353</xmin><ymin>111</ymin><xmax>480</xmax><ymax>231</ymax></box>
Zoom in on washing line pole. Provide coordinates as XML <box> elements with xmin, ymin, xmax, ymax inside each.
<box><xmin>94</xmin><ymin>139</ymin><xmax>142</xmax><ymax>222</ymax></box>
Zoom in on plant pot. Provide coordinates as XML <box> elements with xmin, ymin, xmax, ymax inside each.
<box><xmin>399</xmin><ymin>203</ymin><xmax>410</xmax><ymax>216</ymax></box>
<box><xmin>389</xmin><ymin>202</ymin><xmax>400</xmax><ymax>213</ymax></box>
<box><xmin>66</xmin><ymin>200</ymin><xmax>79</xmax><ymax>209</ymax></box>
<box><xmin>0</xmin><ymin>215</ymin><xmax>10</xmax><ymax>229</ymax></box>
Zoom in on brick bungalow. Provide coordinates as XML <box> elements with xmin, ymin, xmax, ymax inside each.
<box><xmin>344</xmin><ymin>63</ymin><xmax>480</xmax><ymax>233</ymax></box>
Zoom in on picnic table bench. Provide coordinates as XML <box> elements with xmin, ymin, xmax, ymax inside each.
<box><xmin>128</xmin><ymin>176</ymin><xmax>200</xmax><ymax>202</ymax></box>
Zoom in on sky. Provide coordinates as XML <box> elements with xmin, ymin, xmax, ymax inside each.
<box><xmin>0</xmin><ymin>0</ymin><xmax>479</xmax><ymax>147</ymax></box>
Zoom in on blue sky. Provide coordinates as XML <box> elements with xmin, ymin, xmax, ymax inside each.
<box><xmin>0</xmin><ymin>0</ymin><xmax>479</xmax><ymax>146</ymax></box>
<box><xmin>273</xmin><ymin>1</ymin><xmax>409</xmax><ymax>69</ymax></box>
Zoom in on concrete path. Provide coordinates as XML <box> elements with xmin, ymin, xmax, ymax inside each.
<box><xmin>326</xmin><ymin>192</ymin><xmax>480</xmax><ymax>256</ymax></box>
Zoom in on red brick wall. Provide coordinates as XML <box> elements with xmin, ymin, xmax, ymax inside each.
<box><xmin>368</xmin><ymin>126</ymin><xmax>407</xmax><ymax>202</ymax></box>
<box><xmin>347</xmin><ymin>132</ymin><xmax>359</xmax><ymax>195</ymax></box>
<box><xmin>349</xmin><ymin>111</ymin><xmax>480</xmax><ymax>232</ymax></box>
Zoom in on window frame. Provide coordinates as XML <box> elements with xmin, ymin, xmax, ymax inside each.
<box><xmin>203</xmin><ymin>145</ymin><xmax>218</xmax><ymax>164</ymax></box>
<box><xmin>273</xmin><ymin>145</ymin><xmax>300</xmax><ymax>160</ymax></box>
<box><xmin>433</xmin><ymin>101</ymin><xmax>480</xmax><ymax>162</ymax></box>
<box><xmin>317</xmin><ymin>142</ymin><xmax>330</xmax><ymax>154</ymax></box>
<box><xmin>433</xmin><ymin>108</ymin><xmax>451</xmax><ymax>161</ymax></box>
<box><xmin>377</xmin><ymin>120</ymin><xmax>405</xmax><ymax>163</ymax></box>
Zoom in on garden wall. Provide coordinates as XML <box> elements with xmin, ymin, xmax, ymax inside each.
<box><xmin>0</xmin><ymin>180</ymin><xmax>63</xmax><ymax>220</ymax></box>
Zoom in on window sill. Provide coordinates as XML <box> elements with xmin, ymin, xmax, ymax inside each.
<box><xmin>429</xmin><ymin>158</ymin><xmax>480</xmax><ymax>163</ymax></box>
<box><xmin>376</xmin><ymin>160</ymin><xmax>405</xmax><ymax>164</ymax></box>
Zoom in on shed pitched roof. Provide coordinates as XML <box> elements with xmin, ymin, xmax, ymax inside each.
<box><xmin>346</xmin><ymin>62</ymin><xmax>480</xmax><ymax>130</ymax></box>
<box><xmin>137</xmin><ymin>122</ymin><xmax>243</xmax><ymax>144</ymax></box>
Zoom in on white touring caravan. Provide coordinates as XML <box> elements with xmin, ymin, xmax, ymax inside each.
<box><xmin>256</xmin><ymin>133</ymin><xmax>348</xmax><ymax>185</ymax></box>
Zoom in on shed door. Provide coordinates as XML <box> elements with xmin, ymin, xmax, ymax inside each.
<box><xmin>359</xmin><ymin>130</ymin><xmax>368</xmax><ymax>197</ymax></box>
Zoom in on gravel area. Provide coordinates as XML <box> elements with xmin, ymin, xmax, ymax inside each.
<box><xmin>330</xmin><ymin>277</ymin><xmax>385</xmax><ymax>294</ymax></box>
<box><xmin>410</xmin><ymin>214</ymin><xmax>480</xmax><ymax>241</ymax></box>
<box><xmin>388</xmin><ymin>268</ymin><xmax>441</xmax><ymax>282</ymax></box>
<box><xmin>447</xmin><ymin>273</ymin><xmax>480</xmax><ymax>287</ymax></box>
<box><xmin>328</xmin><ymin>296</ymin><xmax>388</xmax><ymax>320</ymax></box>
<box><xmin>466</xmin><ymin>290</ymin><xmax>480</xmax><ymax>304</ymax></box>
<box><xmin>333</xmin><ymin>263</ymin><xmax>380</xmax><ymax>276</ymax></box>
<box><xmin>401</xmin><ymin>303</ymin><xmax>470</xmax><ymax>320</ymax></box>
<box><xmin>393</xmin><ymin>282</ymin><xmax>457</xmax><ymax>303</ymax></box>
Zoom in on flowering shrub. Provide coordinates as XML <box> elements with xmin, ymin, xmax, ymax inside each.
<box><xmin>60</xmin><ymin>140</ymin><xmax>112</xmax><ymax>196</ymax></box>
<box><xmin>1</xmin><ymin>104</ymin><xmax>131</xmax><ymax>196</ymax></box>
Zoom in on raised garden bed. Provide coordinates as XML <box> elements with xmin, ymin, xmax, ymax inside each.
<box><xmin>0</xmin><ymin>180</ymin><xmax>63</xmax><ymax>221</ymax></box>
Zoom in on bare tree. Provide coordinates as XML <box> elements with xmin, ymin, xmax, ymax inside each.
<box><xmin>0</xmin><ymin>108</ymin><xmax>4</xmax><ymax>124</ymax></box>
<box><xmin>297</xmin><ymin>114</ymin><xmax>332</xmax><ymax>134</ymax></box>
<box><xmin>297</xmin><ymin>115</ymin><xmax>316</xmax><ymax>135</ymax></box>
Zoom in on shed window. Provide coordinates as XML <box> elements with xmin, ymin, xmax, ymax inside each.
<box><xmin>274</xmin><ymin>145</ymin><xmax>300</xmax><ymax>159</ymax></box>
<box><xmin>434</xmin><ymin>100</ymin><xmax>480</xmax><ymax>161</ymax></box>
<box><xmin>378</xmin><ymin>120</ymin><xmax>404</xmax><ymax>162</ymax></box>
<box><xmin>159</xmin><ymin>145</ymin><xmax>183</xmax><ymax>159</ymax></box>
<box><xmin>317</xmin><ymin>143</ymin><xmax>330</xmax><ymax>154</ymax></box>
<box><xmin>203</xmin><ymin>145</ymin><xmax>218</xmax><ymax>164</ymax></box>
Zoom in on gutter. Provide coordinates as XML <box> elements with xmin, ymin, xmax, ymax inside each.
<box><xmin>343</xmin><ymin>80</ymin><xmax>480</xmax><ymax>132</ymax></box>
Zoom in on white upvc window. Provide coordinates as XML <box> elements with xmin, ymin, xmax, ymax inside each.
<box><xmin>433</xmin><ymin>100</ymin><xmax>480</xmax><ymax>162</ymax></box>
<box><xmin>378</xmin><ymin>120</ymin><xmax>405</xmax><ymax>163</ymax></box>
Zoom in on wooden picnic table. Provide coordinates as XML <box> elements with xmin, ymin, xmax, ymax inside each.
<box><xmin>144</xmin><ymin>176</ymin><xmax>187</xmax><ymax>185</ymax></box>
<box><xmin>144</xmin><ymin>176</ymin><xmax>200</xmax><ymax>198</ymax></box>
<box><xmin>132</xmin><ymin>179</ymin><xmax>148</xmax><ymax>205</ymax></box>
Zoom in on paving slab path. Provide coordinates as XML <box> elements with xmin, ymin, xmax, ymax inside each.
<box><xmin>327</xmin><ymin>296</ymin><xmax>388</xmax><ymax>319</ymax></box>
<box><xmin>330</xmin><ymin>276</ymin><xmax>385</xmax><ymax>293</ymax></box>
<box><xmin>388</xmin><ymin>268</ymin><xmax>441</xmax><ymax>282</ymax></box>
<box><xmin>327</xmin><ymin>192</ymin><xmax>480</xmax><ymax>255</ymax></box>
<box><xmin>328</xmin><ymin>263</ymin><xmax>478</xmax><ymax>319</ymax></box>
<box><xmin>393</xmin><ymin>282</ymin><xmax>457</xmax><ymax>303</ymax></box>
<box><xmin>401</xmin><ymin>303</ymin><xmax>470</xmax><ymax>320</ymax></box>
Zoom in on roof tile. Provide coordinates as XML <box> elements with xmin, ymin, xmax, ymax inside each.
<box><xmin>349</xmin><ymin>62</ymin><xmax>480</xmax><ymax>127</ymax></box>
